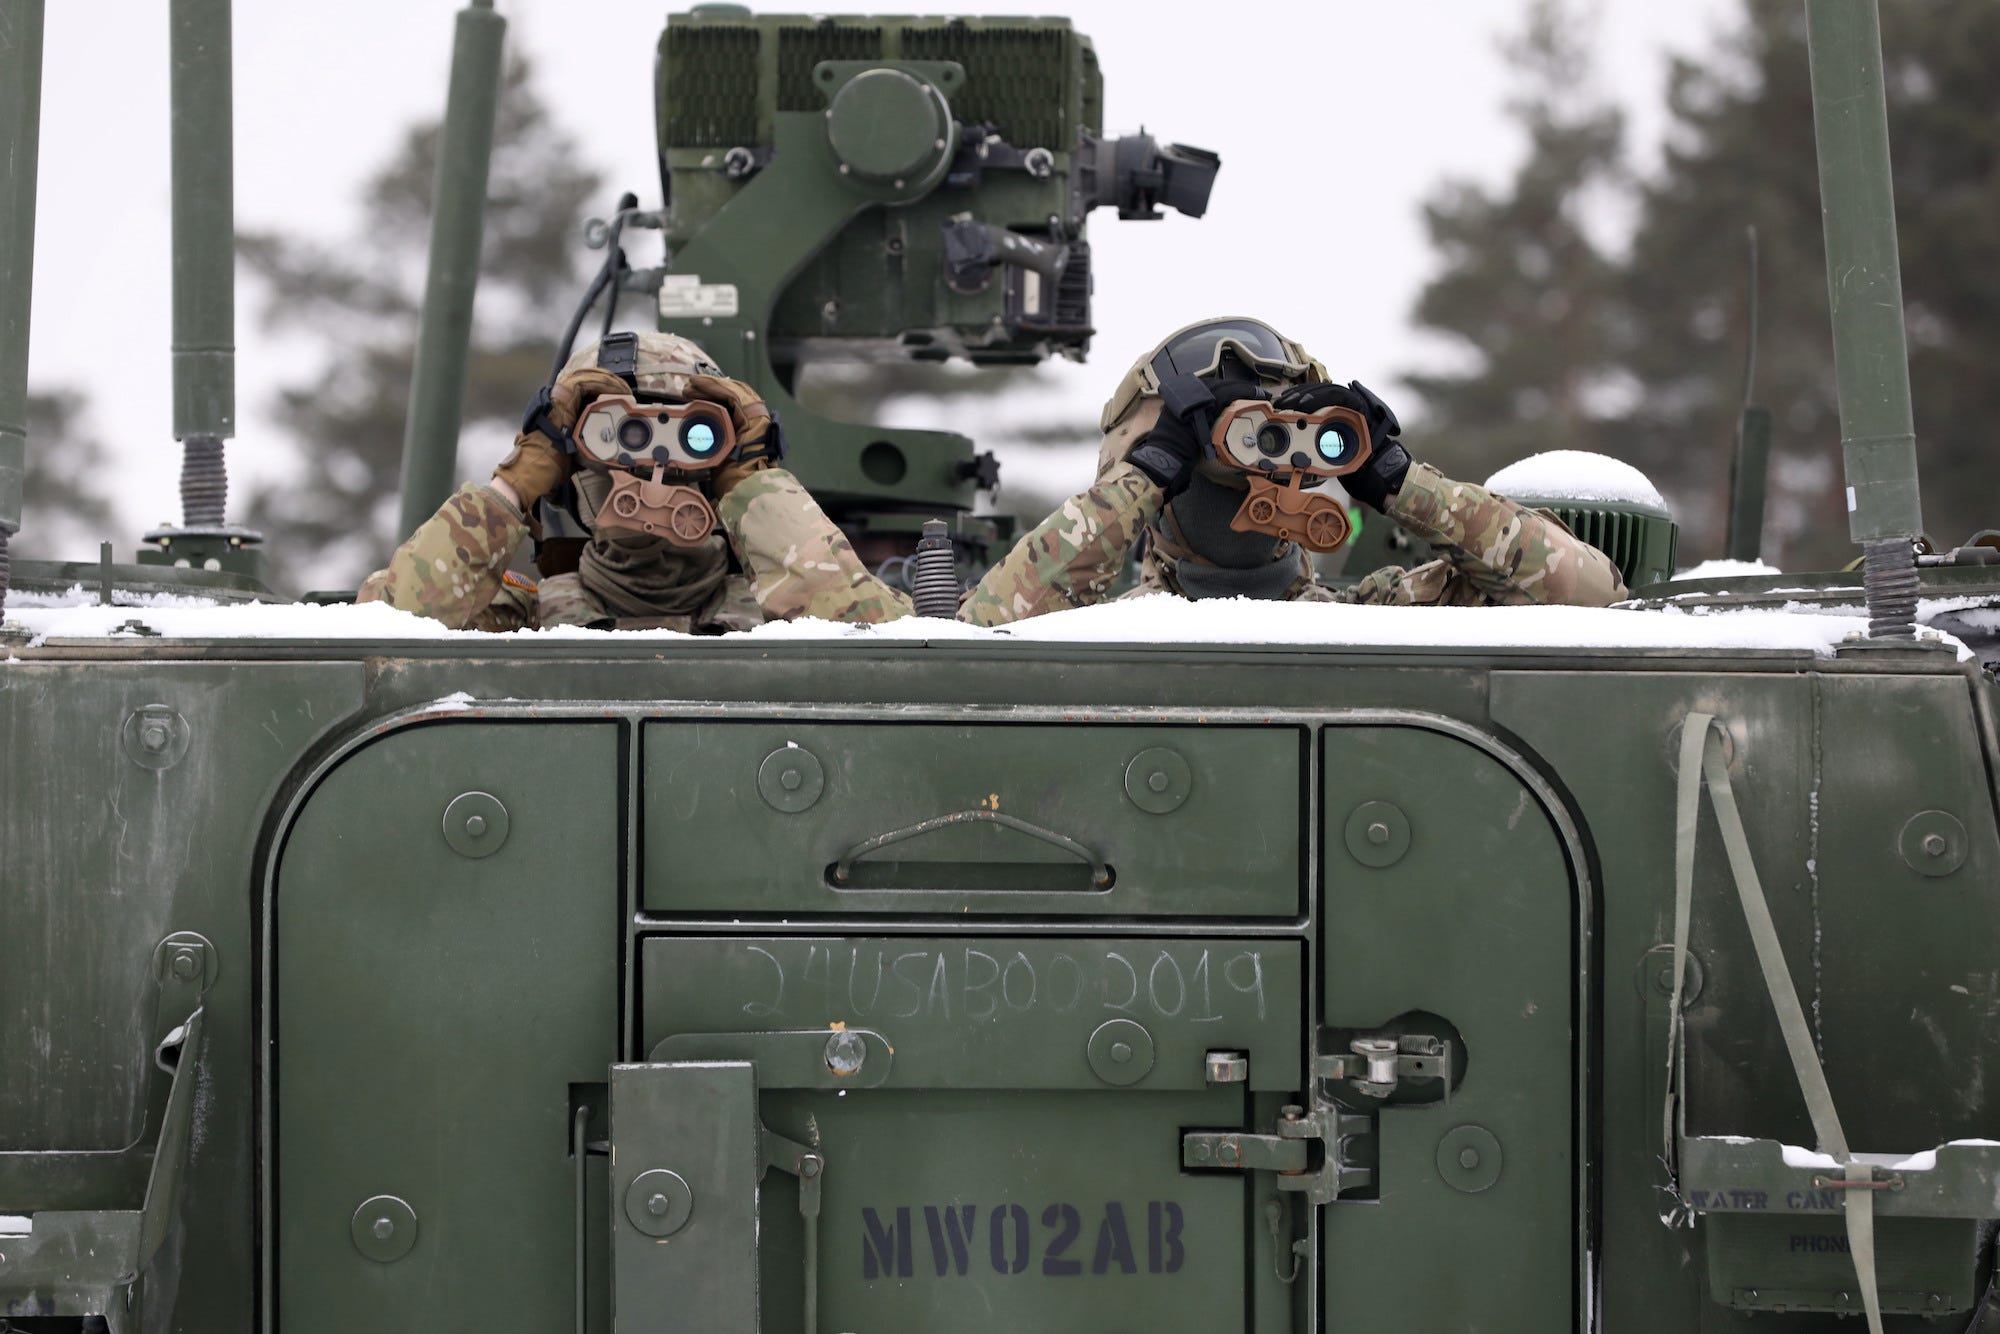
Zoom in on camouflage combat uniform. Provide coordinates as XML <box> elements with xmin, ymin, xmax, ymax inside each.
<box><xmin>356</xmin><ymin>466</ymin><xmax>914</xmax><ymax>631</ymax></box>
<box><xmin>956</xmin><ymin>398</ymin><xmax>1628</xmax><ymax>627</ymax></box>
<box><xmin>356</xmin><ymin>324</ymin><xmax>919</xmax><ymax>632</ymax></box>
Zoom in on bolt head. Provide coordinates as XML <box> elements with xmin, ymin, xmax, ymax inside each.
<box><xmin>1921</xmin><ymin>832</ymin><xmax>1947</xmax><ymax>857</ymax></box>
<box><xmin>800</xmin><ymin>1156</ymin><xmax>823</xmax><ymax>1179</ymax></box>
<box><xmin>647</xmin><ymin>1193</ymin><xmax>670</xmax><ymax>1216</ymax></box>
<box><xmin>781</xmin><ymin>769</ymin><xmax>803</xmax><ymax>791</ymax></box>
<box><xmin>1109</xmin><ymin>1042</ymin><xmax>1133</xmax><ymax>1062</ymax></box>
<box><xmin>1147</xmin><ymin>771</ymin><xmax>1170</xmax><ymax>792</ymax></box>
<box><xmin>141</xmin><ymin>724</ymin><xmax>169</xmax><ymax>751</ymax></box>
<box><xmin>464</xmin><ymin>814</ymin><xmax>487</xmax><ymax>837</ymax></box>
<box><xmin>1366</xmin><ymin>821</ymin><xmax>1391</xmax><ymax>845</ymax></box>
<box><xmin>1458</xmin><ymin>1147</ymin><xmax>1481</xmax><ymax>1169</ymax></box>
<box><xmin>372</xmin><ymin>1217</ymin><xmax>394</xmax><ymax>1240</ymax></box>
<box><xmin>171</xmin><ymin>951</ymin><xmax>200</xmax><ymax>980</ymax></box>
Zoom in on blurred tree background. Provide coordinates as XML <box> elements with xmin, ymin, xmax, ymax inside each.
<box><xmin>238</xmin><ymin>55</ymin><xmax>602</xmax><ymax>592</ymax></box>
<box><xmin>9</xmin><ymin>391</ymin><xmax>117</xmax><ymax>561</ymax></box>
<box><xmin>1414</xmin><ymin>0</ymin><xmax>2000</xmax><ymax>571</ymax></box>
<box><xmin>53</xmin><ymin>0</ymin><xmax>1979</xmax><ymax>589</ymax></box>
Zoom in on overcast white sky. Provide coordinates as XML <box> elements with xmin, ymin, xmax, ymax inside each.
<box><xmin>23</xmin><ymin>0</ymin><xmax>1737</xmax><ymax>546</ymax></box>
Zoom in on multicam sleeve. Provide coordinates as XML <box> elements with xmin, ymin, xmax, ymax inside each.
<box><xmin>354</xmin><ymin>482</ymin><xmax>530</xmax><ymax>629</ymax></box>
<box><xmin>717</xmin><ymin>466</ymin><xmax>915</xmax><ymax>623</ymax></box>
<box><xmin>957</xmin><ymin>461</ymin><xmax>1163</xmax><ymax>628</ymax></box>
<box><xmin>1364</xmin><ymin>463</ymin><xmax>1629</xmax><ymax>607</ymax></box>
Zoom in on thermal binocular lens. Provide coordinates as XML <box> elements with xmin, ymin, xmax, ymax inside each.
<box><xmin>1256</xmin><ymin>423</ymin><xmax>1291</xmax><ymax>457</ymax></box>
<box><xmin>681</xmin><ymin>418</ymin><xmax>720</xmax><ymax>456</ymax></box>
<box><xmin>1315</xmin><ymin>423</ymin><xmax>1359</xmax><ymax>465</ymax></box>
<box><xmin>617</xmin><ymin>417</ymin><xmax>652</xmax><ymax>451</ymax></box>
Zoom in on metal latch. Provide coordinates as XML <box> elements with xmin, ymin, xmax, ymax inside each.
<box><xmin>1182</xmin><ymin>1104</ymin><xmax>1375</xmax><ymax>1204</ymax></box>
<box><xmin>1314</xmin><ymin>1033</ymin><xmax>1452</xmax><ymax>1100</ymax></box>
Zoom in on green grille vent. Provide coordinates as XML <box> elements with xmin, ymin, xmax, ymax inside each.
<box><xmin>899</xmin><ymin>25</ymin><xmax>1075</xmax><ymax>148</ymax></box>
<box><xmin>1528</xmin><ymin>501</ymin><xmax>1680</xmax><ymax>592</ymax></box>
<box><xmin>662</xmin><ymin>25</ymin><xmax>760</xmax><ymax>148</ymax></box>
<box><xmin>777</xmin><ymin>25</ymin><xmax>884</xmax><ymax>110</ymax></box>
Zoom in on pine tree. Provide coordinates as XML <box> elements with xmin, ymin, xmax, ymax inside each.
<box><xmin>240</xmin><ymin>55</ymin><xmax>605</xmax><ymax>591</ymax></box>
<box><xmin>1405</xmin><ymin>0</ymin><xmax>1631</xmax><ymax>487</ymax></box>
<box><xmin>1612</xmin><ymin>0</ymin><xmax>2000</xmax><ymax>568</ymax></box>
<box><xmin>9</xmin><ymin>389</ymin><xmax>118</xmax><ymax>561</ymax></box>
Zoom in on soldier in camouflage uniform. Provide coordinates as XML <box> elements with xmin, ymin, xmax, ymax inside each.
<box><xmin>358</xmin><ymin>332</ymin><xmax>916</xmax><ymax>631</ymax></box>
<box><xmin>956</xmin><ymin>317</ymin><xmax>1627</xmax><ymax>626</ymax></box>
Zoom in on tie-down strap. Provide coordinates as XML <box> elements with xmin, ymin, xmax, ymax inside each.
<box><xmin>1666</xmin><ymin>711</ymin><xmax>1882</xmax><ymax>1334</ymax></box>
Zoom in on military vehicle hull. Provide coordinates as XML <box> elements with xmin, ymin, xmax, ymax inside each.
<box><xmin>4</xmin><ymin>626</ymin><xmax>1996</xmax><ymax>1331</ymax></box>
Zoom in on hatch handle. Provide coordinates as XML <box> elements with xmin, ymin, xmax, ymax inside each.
<box><xmin>830</xmin><ymin>809</ymin><xmax>1112</xmax><ymax>888</ymax></box>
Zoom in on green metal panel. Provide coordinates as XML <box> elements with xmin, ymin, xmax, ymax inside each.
<box><xmin>609</xmin><ymin>1061</ymin><xmax>762</xmax><ymax>1333</ymax></box>
<box><xmin>1492</xmin><ymin>670</ymin><xmax>1807</xmax><ymax>1329</ymax></box>
<box><xmin>1318</xmin><ymin>725</ymin><xmax>1579</xmax><ymax>1331</ymax></box>
<box><xmin>641</xmin><ymin>936</ymin><xmax>1303</xmax><ymax>1091</ymax></box>
<box><xmin>636</xmin><ymin>934</ymin><xmax>1302</xmax><ymax>1332</ymax></box>
<box><xmin>640</xmin><ymin>721</ymin><xmax>1303</xmax><ymax>916</ymax></box>
<box><xmin>275</xmin><ymin>721</ymin><xmax>619</xmax><ymax>1332</ymax></box>
<box><xmin>1813</xmin><ymin>673</ymin><xmax>2000</xmax><ymax>1149</ymax></box>
<box><xmin>0</xmin><ymin>660</ymin><xmax>366</xmax><ymax>1333</ymax></box>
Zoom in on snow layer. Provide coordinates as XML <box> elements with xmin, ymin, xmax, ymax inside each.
<box><xmin>0</xmin><ymin>588</ymin><xmax>1972</xmax><ymax>661</ymax></box>
<box><xmin>1676</xmin><ymin>559</ymin><xmax>1781</xmax><ymax>581</ymax></box>
<box><xmin>1485</xmin><ymin>450</ymin><xmax>1668</xmax><ymax>509</ymax></box>
<box><xmin>1776</xmin><ymin>1141</ymin><xmax>2000</xmax><ymax>1172</ymax></box>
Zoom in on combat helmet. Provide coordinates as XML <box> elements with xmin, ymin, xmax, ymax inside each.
<box><xmin>559</xmin><ymin>330</ymin><xmax>725</xmax><ymax>399</ymax></box>
<box><xmin>1098</xmin><ymin>317</ymin><xmax>1325</xmax><ymax>434</ymax></box>
<box><xmin>1097</xmin><ymin>317</ymin><xmax>1328</xmax><ymax>478</ymax></box>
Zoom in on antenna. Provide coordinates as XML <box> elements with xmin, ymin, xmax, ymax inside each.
<box><xmin>1725</xmin><ymin>225</ymin><xmax>1772</xmax><ymax>563</ymax></box>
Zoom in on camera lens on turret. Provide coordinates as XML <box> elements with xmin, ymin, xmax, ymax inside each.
<box><xmin>1256</xmin><ymin>423</ymin><xmax>1291</xmax><ymax>457</ymax></box>
<box><xmin>617</xmin><ymin>417</ymin><xmax>652</xmax><ymax>452</ymax></box>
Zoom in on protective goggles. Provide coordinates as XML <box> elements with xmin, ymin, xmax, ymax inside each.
<box><xmin>573</xmin><ymin>394</ymin><xmax>737</xmax><ymax>472</ymax></box>
<box><xmin>1147</xmin><ymin>318</ymin><xmax>1313</xmax><ymax>386</ymax></box>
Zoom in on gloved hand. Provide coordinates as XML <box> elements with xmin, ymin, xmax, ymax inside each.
<box><xmin>498</xmin><ymin>366</ymin><xmax>630</xmax><ymax>509</ymax></box>
<box><xmin>684</xmin><ymin>373</ymin><xmax>780</xmax><ymax>460</ymax></box>
<box><xmin>1126</xmin><ymin>377</ymin><xmax>1269</xmax><ymax>496</ymax></box>
<box><xmin>1273</xmin><ymin>379</ymin><xmax>1410</xmax><ymax>511</ymax></box>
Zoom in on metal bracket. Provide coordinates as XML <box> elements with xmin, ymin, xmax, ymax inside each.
<box><xmin>649</xmin><ymin>1027</ymin><xmax>892</xmax><ymax>1089</ymax></box>
<box><xmin>1314</xmin><ymin>1033</ymin><xmax>1452</xmax><ymax>1101</ymax></box>
<box><xmin>1182</xmin><ymin>1104</ymin><xmax>1375</xmax><ymax>1205</ymax></box>
<box><xmin>0</xmin><ymin>1008</ymin><xmax>206</xmax><ymax>1333</ymax></box>
<box><xmin>761</xmin><ymin>1128</ymin><xmax>825</xmax><ymax>1334</ymax></box>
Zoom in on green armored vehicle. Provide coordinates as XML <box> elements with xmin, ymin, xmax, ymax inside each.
<box><xmin>2</xmin><ymin>2</ymin><xmax>1998</xmax><ymax>1332</ymax></box>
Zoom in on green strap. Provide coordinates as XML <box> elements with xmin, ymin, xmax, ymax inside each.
<box><xmin>1669</xmin><ymin>713</ymin><xmax>1881</xmax><ymax>1333</ymax></box>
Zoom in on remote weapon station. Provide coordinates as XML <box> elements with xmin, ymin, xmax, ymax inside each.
<box><xmin>1</xmin><ymin>2</ymin><xmax>1998</xmax><ymax>1331</ymax></box>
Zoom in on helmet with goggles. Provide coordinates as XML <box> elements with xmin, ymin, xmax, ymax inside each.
<box><xmin>1099</xmin><ymin>317</ymin><xmax>1325</xmax><ymax>434</ymax></box>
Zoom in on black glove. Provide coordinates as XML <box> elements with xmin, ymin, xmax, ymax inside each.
<box><xmin>1273</xmin><ymin>379</ymin><xmax>1411</xmax><ymax>511</ymax></box>
<box><xmin>1126</xmin><ymin>375</ymin><xmax>1269</xmax><ymax>496</ymax></box>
